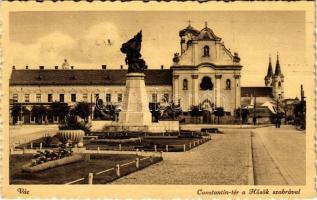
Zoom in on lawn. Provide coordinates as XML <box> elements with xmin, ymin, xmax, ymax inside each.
<box><xmin>10</xmin><ymin>153</ymin><xmax>162</xmax><ymax>184</ymax></box>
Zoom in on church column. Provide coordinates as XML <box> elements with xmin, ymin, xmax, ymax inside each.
<box><xmin>215</xmin><ymin>75</ymin><xmax>222</xmax><ymax>107</ymax></box>
<box><xmin>173</xmin><ymin>75</ymin><xmax>179</xmax><ymax>104</ymax></box>
<box><xmin>234</xmin><ymin>75</ymin><xmax>241</xmax><ymax>110</ymax></box>
<box><xmin>191</xmin><ymin>74</ymin><xmax>199</xmax><ymax>106</ymax></box>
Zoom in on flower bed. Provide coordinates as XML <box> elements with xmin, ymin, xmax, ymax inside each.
<box><xmin>22</xmin><ymin>154</ymin><xmax>83</xmax><ymax>173</ymax></box>
<box><xmin>21</xmin><ymin>148</ymin><xmax>84</xmax><ymax>173</ymax></box>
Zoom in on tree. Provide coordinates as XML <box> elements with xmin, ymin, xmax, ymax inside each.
<box><xmin>72</xmin><ymin>102</ymin><xmax>90</xmax><ymax>120</ymax></box>
<box><xmin>189</xmin><ymin>105</ymin><xmax>203</xmax><ymax>123</ymax></box>
<box><xmin>11</xmin><ymin>104</ymin><xmax>24</xmax><ymax>125</ymax></box>
<box><xmin>214</xmin><ymin>107</ymin><xmax>225</xmax><ymax>124</ymax></box>
<box><xmin>50</xmin><ymin>102</ymin><xmax>70</xmax><ymax>123</ymax></box>
<box><xmin>32</xmin><ymin>105</ymin><xmax>48</xmax><ymax>124</ymax></box>
<box><xmin>235</xmin><ymin>108</ymin><xmax>250</xmax><ymax>124</ymax></box>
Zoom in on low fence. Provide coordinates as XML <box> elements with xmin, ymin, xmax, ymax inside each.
<box><xmin>64</xmin><ymin>154</ymin><xmax>163</xmax><ymax>185</ymax></box>
<box><xmin>86</xmin><ymin>136</ymin><xmax>212</xmax><ymax>152</ymax></box>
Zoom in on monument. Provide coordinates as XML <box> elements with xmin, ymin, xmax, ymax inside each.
<box><xmin>117</xmin><ymin>31</ymin><xmax>152</xmax><ymax>131</ymax></box>
<box><xmin>93</xmin><ymin>31</ymin><xmax>179</xmax><ymax>133</ymax></box>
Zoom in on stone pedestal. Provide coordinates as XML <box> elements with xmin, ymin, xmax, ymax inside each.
<box><xmin>118</xmin><ymin>73</ymin><xmax>152</xmax><ymax>128</ymax></box>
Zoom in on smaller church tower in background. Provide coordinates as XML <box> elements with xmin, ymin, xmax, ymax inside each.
<box><xmin>272</xmin><ymin>53</ymin><xmax>284</xmax><ymax>100</ymax></box>
<box><xmin>264</xmin><ymin>56</ymin><xmax>273</xmax><ymax>87</ymax></box>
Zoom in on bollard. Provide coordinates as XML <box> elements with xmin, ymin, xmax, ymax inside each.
<box><xmin>30</xmin><ymin>142</ymin><xmax>33</xmax><ymax>149</ymax></box>
<box><xmin>136</xmin><ymin>158</ymin><xmax>140</xmax><ymax>169</ymax></box>
<box><xmin>150</xmin><ymin>155</ymin><xmax>154</xmax><ymax>163</ymax></box>
<box><xmin>165</xmin><ymin>145</ymin><xmax>169</xmax><ymax>152</ymax></box>
<box><xmin>115</xmin><ymin>164</ymin><xmax>120</xmax><ymax>177</ymax></box>
<box><xmin>39</xmin><ymin>143</ymin><xmax>42</xmax><ymax>149</ymax></box>
<box><xmin>136</xmin><ymin>148</ymin><xmax>139</xmax><ymax>155</ymax></box>
<box><xmin>183</xmin><ymin>144</ymin><xmax>186</xmax><ymax>152</ymax></box>
<box><xmin>88</xmin><ymin>173</ymin><xmax>93</xmax><ymax>184</ymax></box>
<box><xmin>119</xmin><ymin>144</ymin><xmax>122</xmax><ymax>151</ymax></box>
<box><xmin>189</xmin><ymin>143</ymin><xmax>192</xmax><ymax>149</ymax></box>
<box><xmin>193</xmin><ymin>141</ymin><xmax>195</xmax><ymax>146</ymax></box>
<box><xmin>154</xmin><ymin>144</ymin><xmax>157</xmax><ymax>152</ymax></box>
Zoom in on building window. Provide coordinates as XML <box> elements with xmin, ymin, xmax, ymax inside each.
<box><xmin>48</xmin><ymin>94</ymin><xmax>53</xmax><ymax>102</ymax></box>
<box><xmin>183</xmin><ymin>79</ymin><xmax>188</xmax><ymax>90</ymax></box>
<box><xmin>13</xmin><ymin>94</ymin><xmax>18</xmax><ymax>103</ymax></box>
<box><xmin>24</xmin><ymin>94</ymin><xmax>30</xmax><ymax>103</ymax></box>
<box><xmin>278</xmin><ymin>81</ymin><xmax>281</xmax><ymax>87</ymax></box>
<box><xmin>117</xmin><ymin>93</ymin><xmax>123</xmax><ymax>103</ymax></box>
<box><xmin>71</xmin><ymin>94</ymin><xmax>76</xmax><ymax>102</ymax></box>
<box><xmin>60</xmin><ymin>94</ymin><xmax>64</xmax><ymax>103</ymax></box>
<box><xmin>163</xmin><ymin>93</ymin><xmax>169</xmax><ymax>102</ymax></box>
<box><xmin>106</xmin><ymin>93</ymin><xmax>111</xmax><ymax>103</ymax></box>
<box><xmin>203</xmin><ymin>45</ymin><xmax>210</xmax><ymax>57</ymax></box>
<box><xmin>200</xmin><ymin>76</ymin><xmax>213</xmax><ymax>90</ymax></box>
<box><xmin>82</xmin><ymin>93</ymin><xmax>88</xmax><ymax>102</ymax></box>
<box><xmin>152</xmin><ymin>93</ymin><xmax>157</xmax><ymax>103</ymax></box>
<box><xmin>226</xmin><ymin>79</ymin><xmax>231</xmax><ymax>90</ymax></box>
<box><xmin>36</xmin><ymin>94</ymin><xmax>41</xmax><ymax>103</ymax></box>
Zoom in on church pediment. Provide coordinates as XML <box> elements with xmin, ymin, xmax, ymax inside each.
<box><xmin>197</xmin><ymin>27</ymin><xmax>221</xmax><ymax>41</ymax></box>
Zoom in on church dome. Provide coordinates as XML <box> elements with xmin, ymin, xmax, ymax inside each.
<box><xmin>179</xmin><ymin>24</ymin><xmax>200</xmax><ymax>37</ymax></box>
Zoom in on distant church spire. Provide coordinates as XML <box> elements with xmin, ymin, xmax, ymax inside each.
<box><xmin>274</xmin><ymin>52</ymin><xmax>282</xmax><ymax>75</ymax></box>
<box><xmin>266</xmin><ymin>56</ymin><xmax>273</xmax><ymax>77</ymax></box>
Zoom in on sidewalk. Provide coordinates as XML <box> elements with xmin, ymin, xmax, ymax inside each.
<box><xmin>252</xmin><ymin>125</ymin><xmax>305</xmax><ymax>185</ymax></box>
<box><xmin>9</xmin><ymin>125</ymin><xmax>59</xmax><ymax>147</ymax></box>
<box><xmin>113</xmin><ymin>129</ymin><xmax>252</xmax><ymax>185</ymax></box>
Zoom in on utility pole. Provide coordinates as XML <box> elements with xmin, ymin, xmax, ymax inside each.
<box><xmin>90</xmin><ymin>93</ymin><xmax>93</xmax><ymax>120</ymax></box>
<box><xmin>253</xmin><ymin>92</ymin><xmax>257</xmax><ymax>125</ymax></box>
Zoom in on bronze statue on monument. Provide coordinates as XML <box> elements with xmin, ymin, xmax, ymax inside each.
<box><xmin>120</xmin><ymin>31</ymin><xmax>147</xmax><ymax>73</ymax></box>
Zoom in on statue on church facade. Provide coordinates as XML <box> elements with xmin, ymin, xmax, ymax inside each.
<box><xmin>120</xmin><ymin>31</ymin><xmax>147</xmax><ymax>73</ymax></box>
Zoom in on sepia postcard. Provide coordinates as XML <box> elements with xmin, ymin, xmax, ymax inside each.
<box><xmin>1</xmin><ymin>1</ymin><xmax>316</xmax><ymax>199</ymax></box>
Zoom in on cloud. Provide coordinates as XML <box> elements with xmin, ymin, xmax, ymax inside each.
<box><xmin>9</xmin><ymin>22</ymin><xmax>125</xmax><ymax>68</ymax></box>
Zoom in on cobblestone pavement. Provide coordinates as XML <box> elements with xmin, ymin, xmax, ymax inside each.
<box><xmin>252</xmin><ymin>125</ymin><xmax>305</xmax><ymax>185</ymax></box>
<box><xmin>113</xmin><ymin>129</ymin><xmax>252</xmax><ymax>185</ymax></box>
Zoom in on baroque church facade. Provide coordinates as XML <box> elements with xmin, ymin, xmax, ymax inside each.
<box><xmin>9</xmin><ymin>23</ymin><xmax>284</xmax><ymax>124</ymax></box>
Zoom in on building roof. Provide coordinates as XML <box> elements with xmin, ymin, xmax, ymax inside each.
<box><xmin>9</xmin><ymin>69</ymin><xmax>173</xmax><ymax>86</ymax></box>
<box><xmin>179</xmin><ymin>25</ymin><xmax>200</xmax><ymax>37</ymax></box>
<box><xmin>241</xmin><ymin>86</ymin><xmax>273</xmax><ymax>98</ymax></box>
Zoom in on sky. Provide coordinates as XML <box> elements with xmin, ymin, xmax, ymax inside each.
<box><xmin>9</xmin><ymin>11</ymin><xmax>309</xmax><ymax>98</ymax></box>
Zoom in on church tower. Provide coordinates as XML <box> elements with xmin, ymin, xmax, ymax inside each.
<box><xmin>272</xmin><ymin>53</ymin><xmax>284</xmax><ymax>100</ymax></box>
<box><xmin>264</xmin><ymin>56</ymin><xmax>273</xmax><ymax>87</ymax></box>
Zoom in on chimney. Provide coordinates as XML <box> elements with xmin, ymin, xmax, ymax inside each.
<box><xmin>120</xmin><ymin>65</ymin><xmax>123</xmax><ymax>69</ymax></box>
<box><xmin>71</xmin><ymin>66</ymin><xmax>74</xmax><ymax>70</ymax></box>
<box><xmin>12</xmin><ymin>65</ymin><xmax>15</xmax><ymax>70</ymax></box>
<box><xmin>25</xmin><ymin>66</ymin><xmax>29</xmax><ymax>69</ymax></box>
<box><xmin>161</xmin><ymin>65</ymin><xmax>164</xmax><ymax>70</ymax></box>
<box><xmin>102</xmin><ymin>65</ymin><xmax>107</xmax><ymax>70</ymax></box>
<box><xmin>55</xmin><ymin>66</ymin><xmax>58</xmax><ymax>70</ymax></box>
<box><xmin>39</xmin><ymin>66</ymin><xmax>44</xmax><ymax>70</ymax></box>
